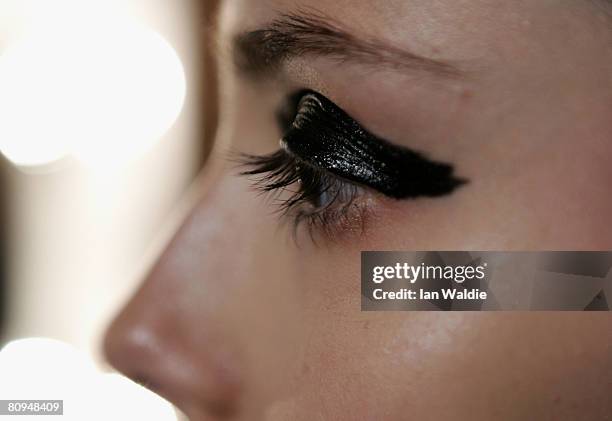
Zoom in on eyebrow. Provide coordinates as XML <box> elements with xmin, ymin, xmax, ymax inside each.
<box><xmin>233</xmin><ymin>9</ymin><xmax>463</xmax><ymax>80</ymax></box>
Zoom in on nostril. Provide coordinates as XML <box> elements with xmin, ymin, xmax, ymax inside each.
<box><xmin>130</xmin><ymin>373</ymin><xmax>162</xmax><ymax>396</ymax></box>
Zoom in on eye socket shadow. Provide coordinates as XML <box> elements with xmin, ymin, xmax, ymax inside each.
<box><xmin>280</xmin><ymin>91</ymin><xmax>467</xmax><ymax>199</ymax></box>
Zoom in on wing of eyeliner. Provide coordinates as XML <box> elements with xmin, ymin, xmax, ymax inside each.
<box><xmin>282</xmin><ymin>91</ymin><xmax>467</xmax><ymax>199</ymax></box>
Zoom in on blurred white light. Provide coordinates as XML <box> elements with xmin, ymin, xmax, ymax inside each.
<box><xmin>0</xmin><ymin>338</ymin><xmax>177</xmax><ymax>421</ymax></box>
<box><xmin>0</xmin><ymin>40</ymin><xmax>73</xmax><ymax>167</ymax></box>
<box><xmin>0</xmin><ymin>1</ymin><xmax>186</xmax><ymax>170</ymax></box>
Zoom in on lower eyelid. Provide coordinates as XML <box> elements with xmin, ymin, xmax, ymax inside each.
<box><xmin>295</xmin><ymin>188</ymin><xmax>381</xmax><ymax>243</ymax></box>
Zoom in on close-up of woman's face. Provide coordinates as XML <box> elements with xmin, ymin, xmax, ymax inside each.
<box><xmin>104</xmin><ymin>1</ymin><xmax>612</xmax><ymax>420</ymax></box>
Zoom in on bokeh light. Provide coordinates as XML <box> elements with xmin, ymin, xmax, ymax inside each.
<box><xmin>0</xmin><ymin>0</ymin><xmax>186</xmax><ymax>170</ymax></box>
<box><xmin>0</xmin><ymin>338</ymin><xmax>177</xmax><ymax>421</ymax></box>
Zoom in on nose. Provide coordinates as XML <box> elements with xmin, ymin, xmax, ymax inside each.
<box><xmin>103</xmin><ymin>176</ymin><xmax>248</xmax><ymax>419</ymax></box>
<box><xmin>103</xmin><ymin>290</ymin><xmax>243</xmax><ymax>419</ymax></box>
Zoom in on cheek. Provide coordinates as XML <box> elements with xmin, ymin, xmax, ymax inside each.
<box><xmin>268</xmin><ymin>296</ymin><xmax>611</xmax><ymax>420</ymax></box>
<box><xmin>357</xmin><ymin>128</ymin><xmax>612</xmax><ymax>251</ymax></box>
<box><xmin>516</xmin><ymin>139</ymin><xmax>612</xmax><ymax>247</ymax></box>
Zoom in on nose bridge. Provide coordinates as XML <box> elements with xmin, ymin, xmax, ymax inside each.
<box><xmin>104</xmin><ymin>168</ymin><xmax>251</xmax><ymax>416</ymax></box>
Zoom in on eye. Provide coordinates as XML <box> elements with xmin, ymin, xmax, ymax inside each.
<box><xmin>237</xmin><ymin>148</ymin><xmax>369</xmax><ymax>239</ymax></box>
<box><xmin>236</xmin><ymin>90</ymin><xmax>467</xmax><ymax>240</ymax></box>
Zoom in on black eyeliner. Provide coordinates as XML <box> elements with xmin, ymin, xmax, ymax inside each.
<box><xmin>280</xmin><ymin>91</ymin><xmax>467</xmax><ymax>199</ymax></box>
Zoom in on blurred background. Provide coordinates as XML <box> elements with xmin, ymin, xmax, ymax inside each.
<box><xmin>0</xmin><ymin>0</ymin><xmax>217</xmax><ymax>419</ymax></box>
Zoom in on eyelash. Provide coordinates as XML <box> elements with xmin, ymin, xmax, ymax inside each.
<box><xmin>237</xmin><ymin>149</ymin><xmax>372</xmax><ymax>240</ymax></box>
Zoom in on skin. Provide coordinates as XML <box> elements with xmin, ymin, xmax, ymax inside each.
<box><xmin>104</xmin><ymin>1</ymin><xmax>612</xmax><ymax>420</ymax></box>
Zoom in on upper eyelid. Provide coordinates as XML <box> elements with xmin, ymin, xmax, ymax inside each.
<box><xmin>279</xmin><ymin>90</ymin><xmax>468</xmax><ymax>199</ymax></box>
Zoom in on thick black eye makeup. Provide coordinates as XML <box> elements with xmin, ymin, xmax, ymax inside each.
<box><xmin>279</xmin><ymin>90</ymin><xmax>467</xmax><ymax>199</ymax></box>
<box><xmin>236</xmin><ymin>90</ymin><xmax>467</xmax><ymax>239</ymax></box>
